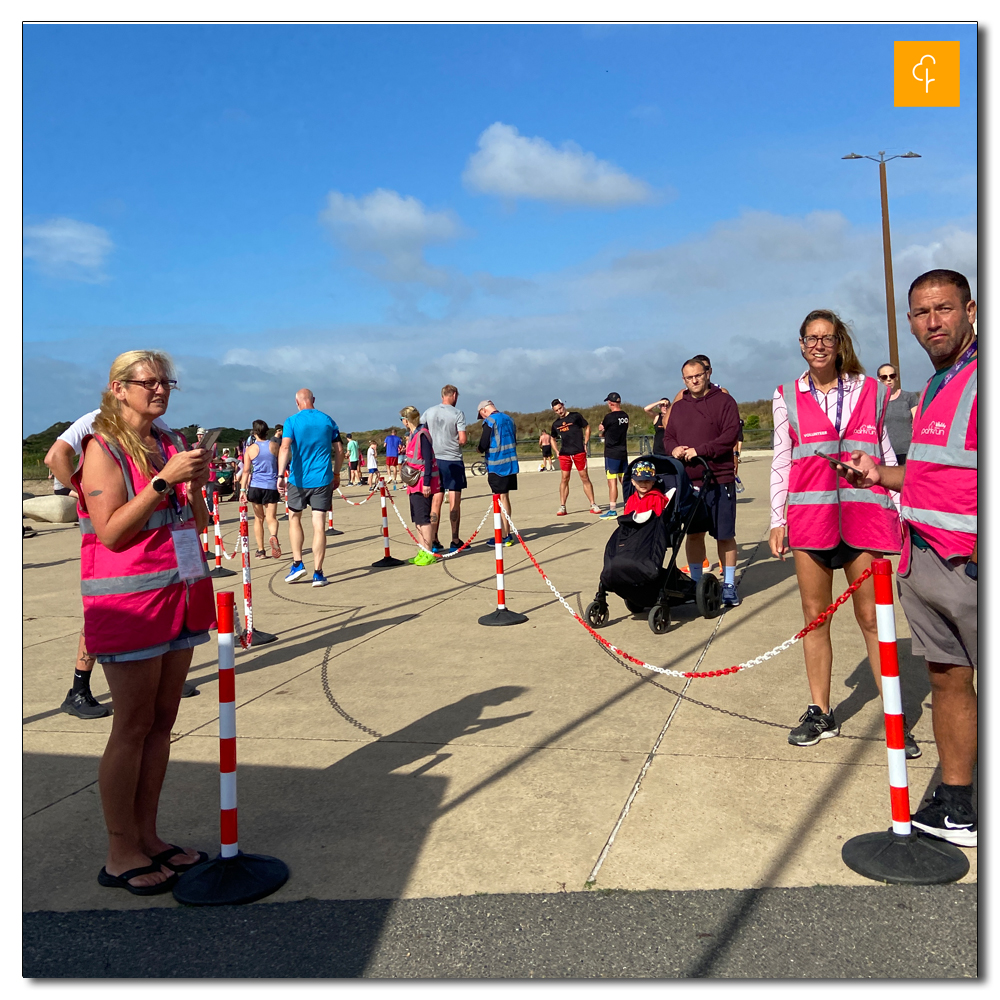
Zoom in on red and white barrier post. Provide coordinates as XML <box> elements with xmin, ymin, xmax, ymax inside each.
<box><xmin>200</xmin><ymin>486</ymin><xmax>209</xmax><ymax>557</ymax></box>
<box><xmin>371</xmin><ymin>477</ymin><xmax>404</xmax><ymax>568</ymax></box>
<box><xmin>234</xmin><ymin>492</ymin><xmax>277</xmax><ymax>647</ymax></box>
<box><xmin>841</xmin><ymin>558</ymin><xmax>968</xmax><ymax>884</ymax></box>
<box><xmin>172</xmin><ymin>592</ymin><xmax>289</xmax><ymax>906</ymax></box>
<box><xmin>478</xmin><ymin>494</ymin><xmax>528</xmax><ymax>626</ymax></box>
<box><xmin>208</xmin><ymin>490</ymin><xmax>237</xmax><ymax>578</ymax></box>
<box><xmin>325</xmin><ymin>505</ymin><xmax>342</xmax><ymax>536</ymax></box>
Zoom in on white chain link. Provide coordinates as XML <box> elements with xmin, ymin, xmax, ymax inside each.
<box><xmin>502</xmin><ymin>509</ymin><xmax>803</xmax><ymax>679</ymax></box>
<box><xmin>336</xmin><ymin>484</ymin><xmax>380</xmax><ymax>506</ymax></box>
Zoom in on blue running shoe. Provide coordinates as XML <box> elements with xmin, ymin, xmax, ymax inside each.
<box><xmin>284</xmin><ymin>561</ymin><xmax>306</xmax><ymax>584</ymax></box>
<box><xmin>599</xmin><ymin>508</ymin><xmax>618</xmax><ymax>519</ymax></box>
<box><xmin>721</xmin><ymin>582</ymin><xmax>741</xmax><ymax>606</ymax></box>
<box><xmin>312</xmin><ymin>571</ymin><xmax>328</xmax><ymax>588</ymax></box>
<box><xmin>503</xmin><ymin>534</ymin><xmax>515</xmax><ymax>546</ymax></box>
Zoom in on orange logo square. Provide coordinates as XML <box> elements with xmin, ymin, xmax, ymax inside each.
<box><xmin>894</xmin><ymin>41</ymin><xmax>960</xmax><ymax>107</ymax></box>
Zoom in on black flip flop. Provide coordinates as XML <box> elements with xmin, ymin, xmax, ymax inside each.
<box><xmin>149</xmin><ymin>845</ymin><xmax>209</xmax><ymax>873</ymax></box>
<box><xmin>97</xmin><ymin>864</ymin><xmax>177</xmax><ymax>895</ymax></box>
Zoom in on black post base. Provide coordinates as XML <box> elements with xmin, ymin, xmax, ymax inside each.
<box><xmin>371</xmin><ymin>556</ymin><xmax>405</xmax><ymax>568</ymax></box>
<box><xmin>247</xmin><ymin>629</ymin><xmax>278</xmax><ymax>646</ymax></box>
<box><xmin>173</xmin><ymin>851</ymin><xmax>289</xmax><ymax>906</ymax></box>
<box><xmin>842</xmin><ymin>829</ymin><xmax>970</xmax><ymax>885</ymax></box>
<box><xmin>325</xmin><ymin>528</ymin><xmax>344</xmax><ymax>536</ymax></box>
<box><xmin>479</xmin><ymin>607</ymin><xmax>529</xmax><ymax>626</ymax></box>
<box><xmin>209</xmin><ymin>566</ymin><xmax>238</xmax><ymax>578</ymax></box>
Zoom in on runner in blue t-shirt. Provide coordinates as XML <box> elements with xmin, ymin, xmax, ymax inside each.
<box><xmin>384</xmin><ymin>431</ymin><xmax>403</xmax><ymax>490</ymax></box>
<box><xmin>277</xmin><ymin>388</ymin><xmax>344</xmax><ymax>587</ymax></box>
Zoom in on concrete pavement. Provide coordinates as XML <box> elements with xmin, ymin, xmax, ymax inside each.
<box><xmin>22</xmin><ymin>454</ymin><xmax>977</xmax><ymax>976</ymax></box>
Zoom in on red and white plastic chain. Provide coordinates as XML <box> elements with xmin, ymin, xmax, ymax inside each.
<box><xmin>383</xmin><ymin>489</ymin><xmax>494</xmax><ymax>559</ymax></box>
<box><xmin>336</xmin><ymin>483</ymin><xmax>380</xmax><ymax>506</ymax></box>
<box><xmin>501</xmin><ymin>508</ymin><xmax>872</xmax><ymax>679</ymax></box>
<box><xmin>211</xmin><ymin>493</ymin><xmax>242</xmax><ymax>561</ymax></box>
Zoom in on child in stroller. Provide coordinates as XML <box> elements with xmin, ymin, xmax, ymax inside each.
<box><xmin>585</xmin><ymin>456</ymin><xmax>724</xmax><ymax>634</ymax></box>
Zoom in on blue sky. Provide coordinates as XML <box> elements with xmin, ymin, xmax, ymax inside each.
<box><xmin>23</xmin><ymin>23</ymin><xmax>978</xmax><ymax>434</ymax></box>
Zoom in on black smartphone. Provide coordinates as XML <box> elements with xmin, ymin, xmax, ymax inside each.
<box><xmin>823</xmin><ymin>454</ymin><xmax>855</xmax><ymax>476</ymax></box>
<box><xmin>196</xmin><ymin>427</ymin><xmax>222</xmax><ymax>453</ymax></box>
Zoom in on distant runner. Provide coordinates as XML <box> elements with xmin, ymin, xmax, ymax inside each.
<box><xmin>598</xmin><ymin>392</ymin><xmax>629</xmax><ymax>519</ymax></box>
<box><xmin>550</xmin><ymin>399</ymin><xmax>600</xmax><ymax>516</ymax></box>
<box><xmin>384</xmin><ymin>429</ymin><xmax>403</xmax><ymax>489</ymax></box>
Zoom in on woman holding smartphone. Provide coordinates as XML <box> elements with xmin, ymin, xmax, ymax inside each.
<box><xmin>769</xmin><ymin>310</ymin><xmax>917</xmax><ymax>755</ymax></box>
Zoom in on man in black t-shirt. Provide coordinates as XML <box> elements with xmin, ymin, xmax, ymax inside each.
<box><xmin>598</xmin><ymin>392</ymin><xmax>629</xmax><ymax>518</ymax></box>
<box><xmin>550</xmin><ymin>398</ymin><xmax>600</xmax><ymax>516</ymax></box>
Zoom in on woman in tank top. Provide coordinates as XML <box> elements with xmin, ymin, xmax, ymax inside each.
<box><xmin>240</xmin><ymin>419</ymin><xmax>282</xmax><ymax>559</ymax></box>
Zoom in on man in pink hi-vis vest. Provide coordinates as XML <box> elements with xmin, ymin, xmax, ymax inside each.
<box><xmin>843</xmin><ymin>269</ymin><xmax>977</xmax><ymax>850</ymax></box>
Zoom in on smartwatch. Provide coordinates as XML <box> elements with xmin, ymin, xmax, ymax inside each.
<box><xmin>152</xmin><ymin>477</ymin><xmax>170</xmax><ymax>494</ymax></box>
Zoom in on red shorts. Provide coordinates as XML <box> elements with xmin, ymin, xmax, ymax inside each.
<box><xmin>559</xmin><ymin>452</ymin><xmax>587</xmax><ymax>472</ymax></box>
<box><xmin>385</xmin><ymin>456</ymin><xmax>399</xmax><ymax>467</ymax></box>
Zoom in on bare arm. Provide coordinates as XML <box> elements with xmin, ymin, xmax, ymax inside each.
<box><xmin>458</xmin><ymin>430</ymin><xmax>468</xmax><ymax>447</ymax></box>
<box><xmin>332</xmin><ymin>439</ymin><xmax>344</xmax><ymax>489</ymax></box>
<box><xmin>277</xmin><ymin>437</ymin><xmax>292</xmax><ymax>480</ymax></box>
<box><xmin>44</xmin><ymin>439</ymin><xmax>79</xmax><ymax>493</ymax></box>
<box><xmin>239</xmin><ymin>443</ymin><xmax>259</xmax><ymax>491</ymax></box>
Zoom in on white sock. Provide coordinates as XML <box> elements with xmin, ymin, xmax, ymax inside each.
<box><xmin>724</xmin><ymin>565</ymin><xmax>736</xmax><ymax>586</ymax></box>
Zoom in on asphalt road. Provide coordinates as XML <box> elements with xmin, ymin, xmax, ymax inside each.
<box><xmin>24</xmin><ymin>883</ymin><xmax>977</xmax><ymax>978</ymax></box>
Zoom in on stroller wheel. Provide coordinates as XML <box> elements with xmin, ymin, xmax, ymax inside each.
<box><xmin>648</xmin><ymin>604</ymin><xmax>671</xmax><ymax>634</ymax></box>
<box><xmin>585</xmin><ymin>601</ymin><xmax>609</xmax><ymax>628</ymax></box>
<box><xmin>624</xmin><ymin>599</ymin><xmax>645</xmax><ymax>615</ymax></box>
<box><xmin>696</xmin><ymin>574</ymin><xmax>722</xmax><ymax>618</ymax></box>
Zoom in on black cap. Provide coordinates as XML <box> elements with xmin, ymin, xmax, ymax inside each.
<box><xmin>551</xmin><ymin>398</ymin><xmax>565</xmax><ymax>407</ymax></box>
<box><xmin>604</xmin><ymin>392</ymin><xmax>621</xmax><ymax>403</ymax></box>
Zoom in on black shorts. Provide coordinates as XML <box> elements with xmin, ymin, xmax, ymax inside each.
<box><xmin>686</xmin><ymin>482</ymin><xmax>737</xmax><ymax>540</ymax></box>
<box><xmin>53</xmin><ymin>486</ymin><xmax>72</xmax><ymax>497</ymax></box>
<box><xmin>409</xmin><ymin>491</ymin><xmax>433</xmax><ymax>526</ymax></box>
<box><xmin>488</xmin><ymin>472</ymin><xmax>518</xmax><ymax>495</ymax></box>
<box><xmin>540</xmin><ymin>445</ymin><xmax>553</xmax><ymax>458</ymax></box>
<box><xmin>286</xmin><ymin>482</ymin><xmax>333</xmax><ymax>512</ymax></box>
<box><xmin>800</xmin><ymin>540</ymin><xmax>872</xmax><ymax>570</ymax></box>
<box><xmin>349</xmin><ymin>460</ymin><xmax>359</xmax><ymax>471</ymax></box>
<box><xmin>246</xmin><ymin>486</ymin><xmax>280</xmax><ymax>506</ymax></box>
<box><xmin>438</xmin><ymin>460</ymin><xmax>468</xmax><ymax>493</ymax></box>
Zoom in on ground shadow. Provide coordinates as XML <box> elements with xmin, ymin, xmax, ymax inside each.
<box><xmin>833</xmin><ymin>638</ymin><xmax>931</xmax><ymax>730</ymax></box>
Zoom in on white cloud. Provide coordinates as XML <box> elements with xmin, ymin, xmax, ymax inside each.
<box><xmin>319</xmin><ymin>188</ymin><xmax>466</xmax><ymax>286</ymax></box>
<box><xmin>23</xmin><ymin>217</ymin><xmax>113</xmax><ymax>281</ymax></box>
<box><xmin>463</xmin><ymin>122</ymin><xmax>655</xmax><ymax>207</ymax></box>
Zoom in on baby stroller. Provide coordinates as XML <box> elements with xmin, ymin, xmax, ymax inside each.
<box><xmin>584</xmin><ymin>455</ymin><xmax>724</xmax><ymax>634</ymax></box>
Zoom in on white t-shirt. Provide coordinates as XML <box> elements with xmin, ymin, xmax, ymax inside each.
<box><xmin>53</xmin><ymin>409</ymin><xmax>172</xmax><ymax>489</ymax></box>
<box><xmin>419</xmin><ymin>403</ymin><xmax>467</xmax><ymax>462</ymax></box>
<box><xmin>367</xmin><ymin>445</ymin><xmax>378</xmax><ymax>469</ymax></box>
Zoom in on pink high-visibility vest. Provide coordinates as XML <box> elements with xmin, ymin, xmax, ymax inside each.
<box><xmin>404</xmin><ymin>425</ymin><xmax>442</xmax><ymax>495</ymax></box>
<box><xmin>898</xmin><ymin>358</ymin><xmax>977</xmax><ymax>576</ymax></box>
<box><xmin>74</xmin><ymin>430</ymin><xmax>216</xmax><ymax>655</ymax></box>
<box><xmin>780</xmin><ymin>375</ymin><xmax>901</xmax><ymax>554</ymax></box>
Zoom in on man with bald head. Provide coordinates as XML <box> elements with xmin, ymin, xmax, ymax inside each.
<box><xmin>278</xmin><ymin>388</ymin><xmax>344</xmax><ymax>586</ymax></box>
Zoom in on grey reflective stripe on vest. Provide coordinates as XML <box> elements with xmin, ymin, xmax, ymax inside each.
<box><xmin>80</xmin><ymin>568</ymin><xmax>181</xmax><ymax>596</ymax></box>
<box><xmin>784</xmin><ymin>383</ymin><xmax>800</xmax><ymax>441</ymax></box>
<box><xmin>787</xmin><ymin>490</ymin><xmax>839</xmax><ymax>505</ymax></box>
<box><xmin>100</xmin><ymin>438</ymin><xmax>137</xmax><ymax>501</ymax></box>
<box><xmin>78</xmin><ymin>503</ymin><xmax>193</xmax><ymax>535</ymax></box>
<box><xmin>902</xmin><ymin>506</ymin><xmax>977</xmax><ymax>533</ymax></box>
<box><xmin>906</xmin><ymin>369</ymin><xmax>977</xmax><ymax>468</ymax></box>
<box><xmin>840</xmin><ymin>488</ymin><xmax>895</xmax><ymax>509</ymax></box>
<box><xmin>790</xmin><ymin>438</ymin><xmax>880</xmax><ymax>460</ymax></box>
<box><xmin>788</xmin><ymin>488</ymin><xmax>895</xmax><ymax>509</ymax></box>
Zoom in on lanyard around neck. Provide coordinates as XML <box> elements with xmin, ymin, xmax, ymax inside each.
<box><xmin>807</xmin><ymin>374</ymin><xmax>844</xmax><ymax>434</ymax></box>
<box><xmin>937</xmin><ymin>338</ymin><xmax>978</xmax><ymax>391</ymax></box>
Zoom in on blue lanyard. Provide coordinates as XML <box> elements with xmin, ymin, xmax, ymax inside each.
<box><xmin>938</xmin><ymin>338</ymin><xmax>978</xmax><ymax>391</ymax></box>
<box><xmin>807</xmin><ymin>374</ymin><xmax>844</xmax><ymax>434</ymax></box>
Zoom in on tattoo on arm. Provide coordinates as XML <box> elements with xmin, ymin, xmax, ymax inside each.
<box><xmin>88</xmin><ymin>490</ymin><xmax>103</xmax><ymax>496</ymax></box>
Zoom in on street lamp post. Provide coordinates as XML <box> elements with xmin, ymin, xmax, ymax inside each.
<box><xmin>843</xmin><ymin>150</ymin><xmax>921</xmax><ymax>379</ymax></box>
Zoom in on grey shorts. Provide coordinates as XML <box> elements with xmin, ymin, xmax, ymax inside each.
<box><xmin>96</xmin><ymin>629</ymin><xmax>211</xmax><ymax>664</ymax></box>
<box><xmin>286</xmin><ymin>481</ymin><xmax>333</xmax><ymax>512</ymax></box>
<box><xmin>898</xmin><ymin>542</ymin><xmax>977</xmax><ymax>668</ymax></box>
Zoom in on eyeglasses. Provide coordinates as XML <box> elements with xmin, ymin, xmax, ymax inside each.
<box><xmin>801</xmin><ymin>335</ymin><xmax>838</xmax><ymax>348</ymax></box>
<box><xmin>683</xmin><ymin>373</ymin><xmax>707</xmax><ymax>382</ymax></box>
<box><xmin>878</xmin><ymin>372</ymin><xmax>897</xmax><ymax>381</ymax></box>
<box><xmin>123</xmin><ymin>378</ymin><xmax>178</xmax><ymax>391</ymax></box>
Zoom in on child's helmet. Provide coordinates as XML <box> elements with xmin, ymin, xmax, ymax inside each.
<box><xmin>632</xmin><ymin>460</ymin><xmax>656</xmax><ymax>481</ymax></box>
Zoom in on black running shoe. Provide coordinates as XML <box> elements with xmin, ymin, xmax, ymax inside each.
<box><xmin>788</xmin><ymin>704</ymin><xmax>839</xmax><ymax>746</ymax></box>
<box><xmin>912</xmin><ymin>784</ymin><xmax>977</xmax><ymax>847</ymax></box>
<box><xmin>903</xmin><ymin>729</ymin><xmax>922</xmax><ymax>759</ymax></box>
<box><xmin>61</xmin><ymin>689</ymin><xmax>111</xmax><ymax>720</ymax></box>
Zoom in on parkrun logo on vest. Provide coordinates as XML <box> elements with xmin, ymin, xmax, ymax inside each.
<box><xmin>894</xmin><ymin>41</ymin><xmax>960</xmax><ymax>107</ymax></box>
<box><xmin>854</xmin><ymin>424</ymin><xmax>877</xmax><ymax>437</ymax></box>
<box><xmin>922</xmin><ymin>421</ymin><xmax>948</xmax><ymax>438</ymax></box>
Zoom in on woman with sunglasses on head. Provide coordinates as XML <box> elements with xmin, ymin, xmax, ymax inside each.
<box><xmin>876</xmin><ymin>363</ymin><xmax>920</xmax><ymax>465</ymax></box>
<box><xmin>769</xmin><ymin>311</ymin><xmax>918</xmax><ymax>757</ymax></box>
<box><xmin>643</xmin><ymin>397</ymin><xmax>672</xmax><ymax>456</ymax></box>
<box><xmin>75</xmin><ymin>351</ymin><xmax>215</xmax><ymax>895</ymax></box>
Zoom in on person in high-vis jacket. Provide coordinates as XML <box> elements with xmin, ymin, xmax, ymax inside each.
<box><xmin>76</xmin><ymin>350</ymin><xmax>215</xmax><ymax>895</ymax></box>
<box><xmin>842</xmin><ymin>269</ymin><xmax>977</xmax><ymax>848</ymax></box>
<box><xmin>477</xmin><ymin>400</ymin><xmax>519</xmax><ymax>545</ymax></box>
<box><xmin>769</xmin><ymin>309</ymin><xmax>921</xmax><ymax>758</ymax></box>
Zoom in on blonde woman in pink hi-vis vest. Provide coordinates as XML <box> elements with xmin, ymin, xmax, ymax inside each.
<box><xmin>74</xmin><ymin>350</ymin><xmax>216</xmax><ymax>895</ymax></box>
<box><xmin>840</xmin><ymin>270</ymin><xmax>977</xmax><ymax>848</ymax></box>
<box><xmin>768</xmin><ymin>310</ymin><xmax>919</xmax><ymax>758</ymax></box>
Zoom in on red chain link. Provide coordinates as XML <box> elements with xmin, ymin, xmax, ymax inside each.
<box><xmin>794</xmin><ymin>566</ymin><xmax>873</xmax><ymax>638</ymax></box>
